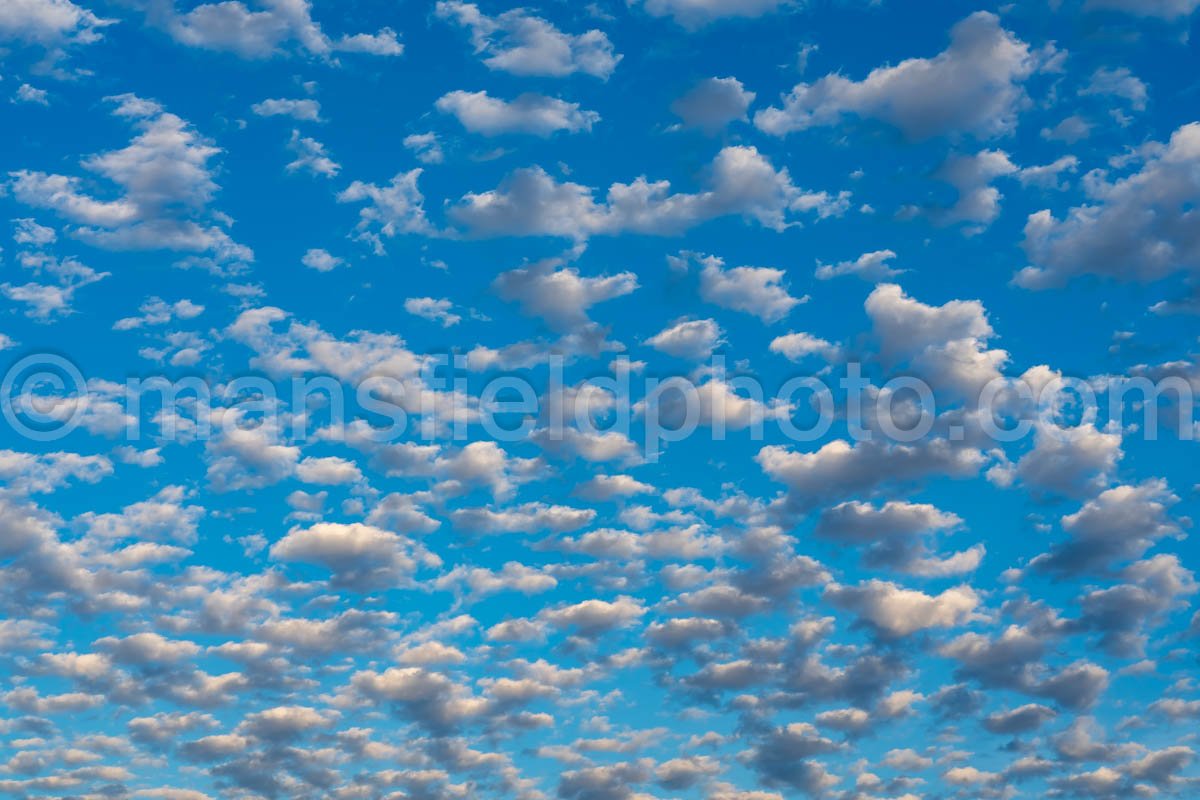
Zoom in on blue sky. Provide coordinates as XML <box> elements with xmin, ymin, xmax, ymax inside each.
<box><xmin>1</xmin><ymin>1</ymin><xmax>1199</xmax><ymax>798</ymax></box>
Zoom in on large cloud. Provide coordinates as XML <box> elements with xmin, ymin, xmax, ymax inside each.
<box><xmin>755</xmin><ymin>12</ymin><xmax>1036</xmax><ymax>140</ymax></box>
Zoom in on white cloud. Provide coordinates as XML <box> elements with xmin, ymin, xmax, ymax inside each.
<box><xmin>493</xmin><ymin>259</ymin><xmax>637</xmax><ymax>331</ymax></box>
<box><xmin>698</xmin><ymin>255</ymin><xmax>804</xmax><ymax>323</ymax></box>
<box><xmin>769</xmin><ymin>331</ymin><xmax>842</xmax><ymax>363</ymax></box>
<box><xmin>755</xmin><ymin>12</ymin><xmax>1035</xmax><ymax>140</ymax></box>
<box><xmin>403</xmin><ymin>132</ymin><xmax>443</xmax><ymax>164</ymax></box>
<box><xmin>145</xmin><ymin>0</ymin><xmax>402</xmax><ymax>60</ymax></box>
<box><xmin>404</xmin><ymin>297</ymin><xmax>462</xmax><ymax>327</ymax></box>
<box><xmin>435</xmin><ymin>1</ymin><xmax>620</xmax><ymax>79</ymax></box>
<box><xmin>337</xmin><ymin>169</ymin><xmax>432</xmax><ymax>253</ymax></box>
<box><xmin>815</xmin><ymin>249</ymin><xmax>902</xmax><ymax>282</ymax></box>
<box><xmin>1080</xmin><ymin>67</ymin><xmax>1148</xmax><ymax>111</ymax></box>
<box><xmin>646</xmin><ymin>317</ymin><xmax>724</xmax><ymax>359</ymax></box>
<box><xmin>451</xmin><ymin>145</ymin><xmax>848</xmax><ymax>239</ymax></box>
<box><xmin>8</xmin><ymin>94</ymin><xmax>252</xmax><ymax>268</ymax></box>
<box><xmin>0</xmin><ymin>0</ymin><xmax>112</xmax><ymax>46</ymax></box>
<box><xmin>437</xmin><ymin>90</ymin><xmax>599</xmax><ymax>137</ymax></box>
<box><xmin>251</xmin><ymin>98</ymin><xmax>321</xmax><ymax>121</ymax></box>
<box><xmin>15</xmin><ymin>84</ymin><xmax>49</xmax><ymax>105</ymax></box>
<box><xmin>271</xmin><ymin>522</ymin><xmax>439</xmax><ymax>589</ymax></box>
<box><xmin>1017</xmin><ymin>122</ymin><xmax>1200</xmax><ymax>287</ymax></box>
<box><xmin>825</xmin><ymin>580</ymin><xmax>980</xmax><ymax>637</ymax></box>
<box><xmin>301</xmin><ymin>248</ymin><xmax>343</xmax><ymax>271</ymax></box>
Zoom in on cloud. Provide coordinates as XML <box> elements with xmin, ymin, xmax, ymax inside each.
<box><xmin>251</xmin><ymin>97</ymin><xmax>321</xmax><ymax>121</ymax></box>
<box><xmin>404</xmin><ymin>297</ymin><xmax>462</xmax><ymax>327</ymax></box>
<box><xmin>435</xmin><ymin>1</ymin><xmax>620</xmax><ymax>79</ymax></box>
<box><xmin>300</xmin><ymin>248</ymin><xmax>343</xmax><ymax>271</ymax></box>
<box><xmin>337</xmin><ymin>169</ymin><xmax>432</xmax><ymax>252</ymax></box>
<box><xmin>670</xmin><ymin>77</ymin><xmax>755</xmax><ymax>133</ymax></box>
<box><xmin>824</xmin><ymin>580</ymin><xmax>980</xmax><ymax>637</ymax></box>
<box><xmin>449</xmin><ymin>145</ymin><xmax>849</xmax><ymax>239</ymax></box>
<box><xmin>1017</xmin><ymin>122</ymin><xmax>1200</xmax><ymax>287</ymax></box>
<box><xmin>285</xmin><ymin>130</ymin><xmax>339</xmax><ymax>177</ymax></box>
<box><xmin>403</xmin><ymin>132</ymin><xmax>443</xmax><ymax>164</ymax></box>
<box><xmin>9</xmin><ymin>94</ymin><xmax>252</xmax><ymax>268</ymax></box>
<box><xmin>769</xmin><ymin>331</ymin><xmax>842</xmax><ymax>363</ymax></box>
<box><xmin>141</xmin><ymin>0</ymin><xmax>403</xmax><ymax>60</ymax></box>
<box><xmin>1081</xmin><ymin>67</ymin><xmax>1149</xmax><ymax>111</ymax></box>
<box><xmin>0</xmin><ymin>0</ymin><xmax>112</xmax><ymax>46</ymax></box>
<box><xmin>436</xmin><ymin>90</ymin><xmax>599</xmax><ymax>136</ymax></box>
<box><xmin>815</xmin><ymin>249</ymin><xmax>902</xmax><ymax>282</ymax></box>
<box><xmin>646</xmin><ymin>317</ymin><xmax>724</xmax><ymax>359</ymax></box>
<box><xmin>493</xmin><ymin>259</ymin><xmax>637</xmax><ymax>331</ymax></box>
<box><xmin>755</xmin><ymin>12</ymin><xmax>1035</xmax><ymax>140</ymax></box>
<box><xmin>270</xmin><ymin>522</ymin><xmax>439</xmax><ymax>589</ymax></box>
<box><xmin>698</xmin><ymin>255</ymin><xmax>804</xmax><ymax>322</ymax></box>
<box><xmin>1032</xmin><ymin>480</ymin><xmax>1182</xmax><ymax>575</ymax></box>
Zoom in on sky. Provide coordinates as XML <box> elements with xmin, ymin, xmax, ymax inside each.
<box><xmin>1</xmin><ymin>0</ymin><xmax>1200</xmax><ymax>798</ymax></box>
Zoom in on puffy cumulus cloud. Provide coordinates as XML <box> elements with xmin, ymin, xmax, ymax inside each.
<box><xmin>755</xmin><ymin>12</ymin><xmax>1035</xmax><ymax>140</ymax></box>
<box><xmin>815</xmin><ymin>249</ymin><xmax>903</xmax><ymax>282</ymax></box>
<box><xmin>349</xmin><ymin>666</ymin><xmax>488</xmax><ymax>732</ymax></box>
<box><xmin>404</xmin><ymin>296</ymin><xmax>461</xmax><ymax>327</ymax></box>
<box><xmin>95</xmin><ymin>632</ymin><xmax>200</xmax><ymax>664</ymax></box>
<box><xmin>670</xmin><ymin>76</ymin><xmax>755</xmax><ymax>133</ymax></box>
<box><xmin>449</xmin><ymin>145</ymin><xmax>849</xmax><ymax>239</ymax></box>
<box><xmin>1032</xmin><ymin>480</ymin><xmax>1182</xmax><ymax>575</ymax></box>
<box><xmin>251</xmin><ymin>97</ymin><xmax>321</xmax><ymax>121</ymax></box>
<box><xmin>9</xmin><ymin>94</ymin><xmax>252</xmax><ymax>269</ymax></box>
<box><xmin>270</xmin><ymin>522</ymin><xmax>440</xmax><ymax>589</ymax></box>
<box><xmin>923</xmin><ymin>149</ymin><xmax>1019</xmax><ymax>229</ymax></box>
<box><xmin>741</xmin><ymin>724</ymin><xmax>841</xmax><ymax>794</ymax></box>
<box><xmin>76</xmin><ymin>485</ymin><xmax>204</xmax><ymax>544</ymax></box>
<box><xmin>866</xmin><ymin>282</ymin><xmax>1008</xmax><ymax>399</ymax></box>
<box><xmin>0</xmin><ymin>450</ymin><xmax>112</xmax><ymax>495</ymax></box>
<box><xmin>697</xmin><ymin>254</ymin><xmax>805</xmax><ymax>323</ymax></box>
<box><xmin>235</xmin><ymin>705</ymin><xmax>336</xmax><ymax>741</ymax></box>
<box><xmin>768</xmin><ymin>331</ymin><xmax>842</xmax><ymax>363</ymax></box>
<box><xmin>574</xmin><ymin>474</ymin><xmax>656</xmax><ymax>501</ymax></box>
<box><xmin>991</xmin><ymin>422</ymin><xmax>1123</xmax><ymax>499</ymax></box>
<box><xmin>436</xmin><ymin>90</ymin><xmax>599</xmax><ymax>137</ymax></box>
<box><xmin>646</xmin><ymin>317</ymin><xmax>724</xmax><ymax>359</ymax></box>
<box><xmin>635</xmin><ymin>0</ymin><xmax>790</xmax><ymax>28</ymax></box>
<box><xmin>139</xmin><ymin>0</ymin><xmax>403</xmax><ymax>60</ymax></box>
<box><xmin>1017</xmin><ymin>122</ymin><xmax>1200</xmax><ymax>288</ymax></box>
<box><xmin>113</xmin><ymin>296</ymin><xmax>204</xmax><ymax>330</ymax></box>
<box><xmin>435</xmin><ymin>0</ymin><xmax>619</xmax><ymax>79</ymax></box>
<box><xmin>815</xmin><ymin>500</ymin><xmax>981</xmax><ymax>577</ymax></box>
<box><xmin>300</xmin><ymin>247</ymin><xmax>343</xmax><ymax>271</ymax></box>
<box><xmin>982</xmin><ymin>703</ymin><xmax>1058</xmax><ymax>735</ymax></box>
<box><xmin>450</xmin><ymin>502</ymin><xmax>595</xmax><ymax>534</ymax></box>
<box><xmin>758</xmin><ymin>438</ymin><xmax>985</xmax><ymax>510</ymax></box>
<box><xmin>538</xmin><ymin>596</ymin><xmax>646</xmax><ymax>636</ymax></box>
<box><xmin>434</xmin><ymin>561</ymin><xmax>557</xmax><ymax>600</ymax></box>
<box><xmin>493</xmin><ymin>259</ymin><xmax>637</xmax><ymax>332</ymax></box>
<box><xmin>0</xmin><ymin>0</ymin><xmax>112</xmax><ymax>47</ymax></box>
<box><xmin>824</xmin><ymin>580</ymin><xmax>980</xmax><ymax>638</ymax></box>
<box><xmin>1076</xmin><ymin>554</ymin><xmax>1197</xmax><ymax>656</ymax></box>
